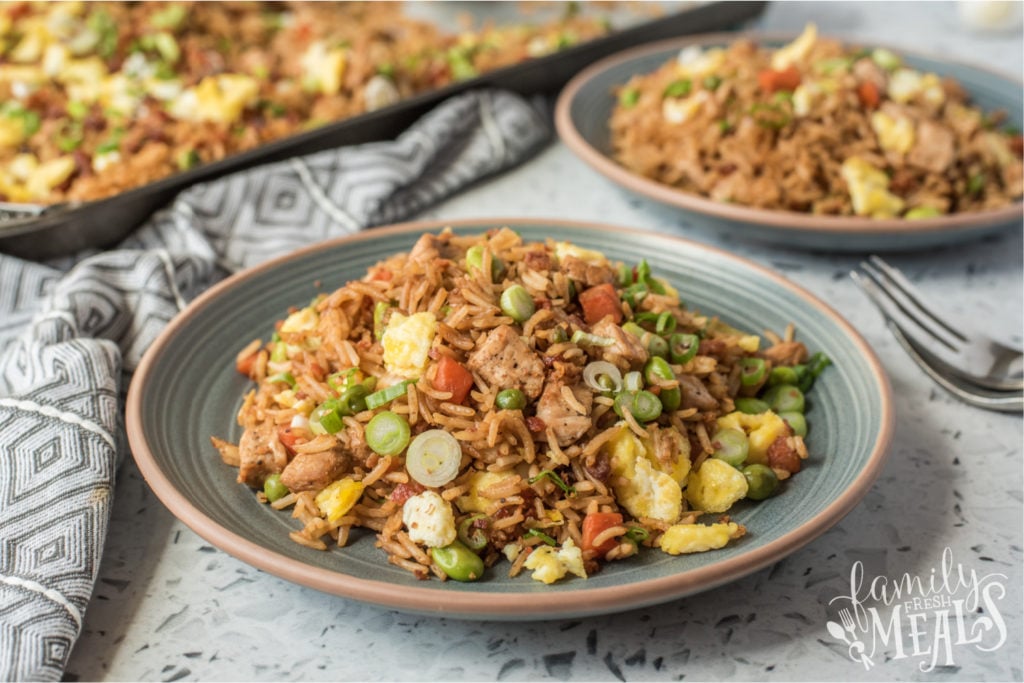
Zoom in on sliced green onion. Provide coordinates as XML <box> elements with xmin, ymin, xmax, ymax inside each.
<box><xmin>338</xmin><ymin>383</ymin><xmax>371</xmax><ymax>415</ymax></box>
<box><xmin>270</xmin><ymin>340</ymin><xmax>288</xmax><ymax>363</ymax></box>
<box><xmin>150</xmin><ymin>3</ymin><xmax>187</xmax><ymax>30</ymax></box>
<box><xmin>582</xmin><ymin>361</ymin><xmax>622</xmax><ymax>394</ymax></box>
<box><xmin>549</xmin><ymin>326</ymin><xmax>568</xmax><ymax>343</ymax></box>
<box><xmin>798</xmin><ymin>352</ymin><xmax>832</xmax><ymax>392</ymax></box>
<box><xmin>624</xmin><ymin>526</ymin><xmax>650</xmax><ymax>543</ymax></box>
<box><xmin>739</xmin><ymin>357</ymin><xmax>767</xmax><ymax>386</ymax></box>
<box><xmin>176</xmin><ymin>148</ymin><xmax>200</xmax><ymax>170</ymax></box>
<box><xmin>571</xmin><ymin>330</ymin><xmax>615</xmax><ymax>347</ymax></box>
<box><xmin>703</xmin><ymin>74</ymin><xmax>722</xmax><ymax>91</ymax></box>
<box><xmin>616</xmin><ymin>262</ymin><xmax>633</xmax><ymax>287</ymax></box>
<box><xmin>365</xmin><ymin>411</ymin><xmax>411</xmax><ymax>456</ymax></box>
<box><xmin>465</xmin><ymin>245</ymin><xmax>504</xmax><ymax>282</ymax></box>
<box><xmin>327</xmin><ymin>367</ymin><xmax>360</xmax><ymax>392</ymax></box>
<box><xmin>457</xmin><ymin>514</ymin><xmax>489</xmax><ymax>551</ymax></box>
<box><xmin>67</xmin><ymin>101</ymin><xmax>89</xmax><ymax>119</ymax></box>
<box><xmin>647</xmin><ymin>334</ymin><xmax>668</xmax><ymax>359</ymax></box>
<box><xmin>500</xmin><ymin>285</ymin><xmax>535</xmax><ymax>323</ymax></box>
<box><xmin>669</xmin><ymin>333</ymin><xmax>699</xmax><ymax>364</ymax></box>
<box><xmin>525</xmin><ymin>528</ymin><xmax>557</xmax><ymax>546</ymax></box>
<box><xmin>267</xmin><ymin>371</ymin><xmax>296</xmax><ymax>387</ymax></box>
<box><xmin>621</xmin><ymin>282</ymin><xmax>648</xmax><ymax>308</ymax></box>
<box><xmin>528</xmin><ymin>470</ymin><xmax>576</xmax><ymax>495</ymax></box>
<box><xmin>623</xmin><ymin>371</ymin><xmax>644</xmax><ymax>392</ymax></box>
<box><xmin>374</xmin><ymin>301</ymin><xmax>391</xmax><ymax>340</ymax></box>
<box><xmin>365</xmin><ymin>380</ymin><xmax>414</xmax><ymax>410</ymax></box>
<box><xmin>406</xmin><ymin>429</ymin><xmax>461</xmax><ymax>486</ymax></box>
<box><xmin>309</xmin><ymin>400</ymin><xmax>345</xmax><ymax>435</ymax></box>
<box><xmin>967</xmin><ymin>173</ymin><xmax>986</xmax><ymax>196</ymax></box>
<box><xmin>653</xmin><ymin>312</ymin><xmax>674</xmax><ymax>335</ymax></box>
<box><xmin>635</xmin><ymin>259</ymin><xmax>651</xmax><ymax>283</ymax></box>
<box><xmin>663</xmin><ymin>78</ymin><xmax>692</xmax><ymax>99</ymax></box>
<box><xmin>622</xmin><ymin>321</ymin><xmax>646</xmax><ymax>338</ymax></box>
<box><xmin>870</xmin><ymin>47</ymin><xmax>901</xmax><ymax>72</ymax></box>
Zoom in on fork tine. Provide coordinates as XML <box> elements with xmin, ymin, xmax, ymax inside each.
<box><xmin>867</xmin><ymin>256</ymin><xmax>967</xmax><ymax>342</ymax></box>
<box><xmin>859</xmin><ymin>262</ymin><xmax>960</xmax><ymax>354</ymax></box>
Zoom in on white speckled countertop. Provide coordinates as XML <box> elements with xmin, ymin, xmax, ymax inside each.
<box><xmin>66</xmin><ymin>3</ymin><xmax>1023</xmax><ymax>681</ymax></box>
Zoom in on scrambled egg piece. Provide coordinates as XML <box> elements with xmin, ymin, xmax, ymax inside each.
<box><xmin>606</xmin><ymin>426</ymin><xmax>683</xmax><ymax>523</ymax></box>
<box><xmin>871</xmin><ymin>111</ymin><xmax>916</xmax><ymax>154</ymax></box>
<box><xmin>524</xmin><ymin>538</ymin><xmax>587</xmax><ymax>584</ymax></box>
<box><xmin>685</xmin><ymin>459</ymin><xmax>749</xmax><ymax>513</ymax></box>
<box><xmin>171</xmin><ymin>74</ymin><xmax>259</xmax><ymax>124</ymax></box>
<box><xmin>659</xmin><ymin>522</ymin><xmax>742</xmax><ymax>554</ymax></box>
<box><xmin>382</xmin><ymin>311</ymin><xmax>437</xmax><ymax>379</ymax></box>
<box><xmin>455</xmin><ymin>470</ymin><xmax>517</xmax><ymax>514</ymax></box>
<box><xmin>888</xmin><ymin>69</ymin><xmax>944</xmax><ymax>106</ymax></box>
<box><xmin>0</xmin><ymin>154</ymin><xmax>76</xmax><ymax>202</ymax></box>
<box><xmin>771</xmin><ymin>23</ymin><xmax>817</xmax><ymax>71</ymax></box>
<box><xmin>280</xmin><ymin>307</ymin><xmax>319</xmax><ymax>334</ymax></box>
<box><xmin>315</xmin><ymin>478</ymin><xmax>365</xmax><ymax>522</ymax></box>
<box><xmin>553</xmin><ymin>241</ymin><xmax>607</xmax><ymax>265</ymax></box>
<box><xmin>402</xmin><ymin>491</ymin><xmax>456</xmax><ymax>548</ymax></box>
<box><xmin>662</xmin><ymin>90</ymin><xmax>712</xmax><ymax>125</ymax></box>
<box><xmin>608</xmin><ymin>426</ymin><xmax>690</xmax><ymax>485</ymax></box>
<box><xmin>301</xmin><ymin>41</ymin><xmax>348</xmax><ymax>96</ymax></box>
<box><xmin>675</xmin><ymin>46</ymin><xmax>726</xmax><ymax>78</ymax></box>
<box><xmin>840</xmin><ymin>157</ymin><xmax>905</xmax><ymax>218</ymax></box>
<box><xmin>58</xmin><ymin>57</ymin><xmax>109</xmax><ymax>103</ymax></box>
<box><xmin>716</xmin><ymin>410</ymin><xmax>789</xmax><ymax>465</ymax></box>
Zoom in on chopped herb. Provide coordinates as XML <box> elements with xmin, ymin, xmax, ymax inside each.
<box><xmin>525</xmin><ymin>529</ymin><xmax>557</xmax><ymax>546</ymax></box>
<box><xmin>663</xmin><ymin>78</ymin><xmax>692</xmax><ymax>99</ymax></box>
<box><xmin>528</xmin><ymin>470</ymin><xmax>576</xmax><ymax>495</ymax></box>
<box><xmin>702</xmin><ymin>74</ymin><xmax>722</xmax><ymax>91</ymax></box>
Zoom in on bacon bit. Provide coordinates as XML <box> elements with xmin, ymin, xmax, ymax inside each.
<box><xmin>370</xmin><ymin>268</ymin><xmax>393</xmax><ymax>282</ymax></box>
<box><xmin>698</xmin><ymin>338</ymin><xmax>726</xmax><ymax>356</ymax></box>
<box><xmin>758</xmin><ymin>66</ymin><xmax>801</xmax><ymax>94</ymax></box>
<box><xmin>309</xmin><ymin>362</ymin><xmax>326</xmax><ymax>382</ymax></box>
<box><xmin>767</xmin><ymin>436</ymin><xmax>801</xmax><ymax>474</ymax></box>
<box><xmin>277</xmin><ymin>426</ymin><xmax>301</xmax><ymax>456</ymax></box>
<box><xmin>293</xmin><ymin>22</ymin><xmax>314</xmax><ymax>43</ymax></box>
<box><xmin>295</xmin><ymin>391</ymin><xmax>308</xmax><ymax>400</ymax></box>
<box><xmin>390</xmin><ymin>482</ymin><xmax>425</xmax><ymax>505</ymax></box>
<box><xmin>526</xmin><ymin>416</ymin><xmax>547</xmax><ymax>433</ymax></box>
<box><xmin>578</xmin><ymin>283</ymin><xmax>623</xmax><ymax>325</ymax></box>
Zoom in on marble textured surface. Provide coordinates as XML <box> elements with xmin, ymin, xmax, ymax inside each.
<box><xmin>65</xmin><ymin>3</ymin><xmax>1023</xmax><ymax>681</ymax></box>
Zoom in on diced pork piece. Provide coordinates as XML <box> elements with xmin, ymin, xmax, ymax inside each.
<box><xmin>279</xmin><ymin>448</ymin><xmax>350</xmax><ymax>492</ymax></box>
<box><xmin>853</xmin><ymin>57</ymin><xmax>888</xmax><ymax>91</ymax></box>
<box><xmin>466</xmin><ymin>325</ymin><xmax>545</xmax><ymax>399</ymax></box>
<box><xmin>536</xmin><ymin>381</ymin><xmax>594</xmax><ymax>446</ymax></box>
<box><xmin>678</xmin><ymin>375</ymin><xmax>719</xmax><ymax>411</ymax></box>
<box><xmin>907</xmin><ymin>121</ymin><xmax>956</xmax><ymax>173</ymax></box>
<box><xmin>237</xmin><ymin>423</ymin><xmax>283</xmax><ymax>487</ymax></box>
<box><xmin>591</xmin><ymin>317</ymin><xmax>649</xmax><ymax>371</ymax></box>
<box><xmin>560</xmin><ymin>254</ymin><xmax>616</xmax><ymax>287</ymax></box>
<box><xmin>409</xmin><ymin>232</ymin><xmax>462</xmax><ymax>264</ymax></box>
<box><xmin>762</xmin><ymin>340</ymin><xmax>808</xmax><ymax>366</ymax></box>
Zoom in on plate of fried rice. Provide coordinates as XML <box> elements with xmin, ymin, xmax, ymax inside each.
<box><xmin>555</xmin><ymin>28</ymin><xmax>1024</xmax><ymax>251</ymax></box>
<box><xmin>127</xmin><ymin>219</ymin><xmax>892</xmax><ymax>619</ymax></box>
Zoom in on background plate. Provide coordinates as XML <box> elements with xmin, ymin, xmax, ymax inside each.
<box><xmin>126</xmin><ymin>218</ymin><xmax>893</xmax><ymax>619</ymax></box>
<box><xmin>555</xmin><ymin>33</ymin><xmax>1024</xmax><ymax>252</ymax></box>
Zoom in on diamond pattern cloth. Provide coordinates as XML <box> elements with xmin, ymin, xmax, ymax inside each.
<box><xmin>0</xmin><ymin>90</ymin><xmax>548</xmax><ymax>681</ymax></box>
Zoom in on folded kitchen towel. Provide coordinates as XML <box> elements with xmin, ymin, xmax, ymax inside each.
<box><xmin>0</xmin><ymin>89</ymin><xmax>548</xmax><ymax>681</ymax></box>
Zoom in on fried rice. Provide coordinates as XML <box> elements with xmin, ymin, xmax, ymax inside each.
<box><xmin>211</xmin><ymin>228</ymin><xmax>829</xmax><ymax>584</ymax></box>
<box><xmin>610</xmin><ymin>24</ymin><xmax>1023</xmax><ymax>219</ymax></box>
<box><xmin>0</xmin><ymin>1</ymin><xmax>611</xmax><ymax>204</ymax></box>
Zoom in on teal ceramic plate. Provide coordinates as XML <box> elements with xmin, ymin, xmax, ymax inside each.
<box><xmin>126</xmin><ymin>219</ymin><xmax>893</xmax><ymax>619</ymax></box>
<box><xmin>555</xmin><ymin>33</ymin><xmax>1024</xmax><ymax>252</ymax></box>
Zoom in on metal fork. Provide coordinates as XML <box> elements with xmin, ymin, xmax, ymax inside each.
<box><xmin>857</xmin><ymin>256</ymin><xmax>1023</xmax><ymax>392</ymax></box>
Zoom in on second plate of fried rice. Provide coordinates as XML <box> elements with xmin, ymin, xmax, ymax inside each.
<box><xmin>127</xmin><ymin>218</ymin><xmax>893</xmax><ymax>619</ymax></box>
<box><xmin>556</xmin><ymin>30</ymin><xmax>1023</xmax><ymax>251</ymax></box>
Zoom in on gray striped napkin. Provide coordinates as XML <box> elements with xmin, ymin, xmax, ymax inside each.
<box><xmin>0</xmin><ymin>89</ymin><xmax>548</xmax><ymax>681</ymax></box>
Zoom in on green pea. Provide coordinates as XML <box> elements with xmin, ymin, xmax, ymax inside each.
<box><xmin>735</xmin><ymin>397</ymin><xmax>770</xmax><ymax>414</ymax></box>
<box><xmin>457</xmin><ymin>514</ymin><xmax>490</xmax><ymax>551</ymax></box>
<box><xmin>742</xmin><ymin>464</ymin><xmax>779</xmax><ymax>501</ymax></box>
<box><xmin>711</xmin><ymin>428</ymin><xmax>749</xmax><ymax>468</ymax></box>
<box><xmin>495</xmin><ymin>388</ymin><xmax>526</xmax><ymax>411</ymax></box>
<box><xmin>430</xmin><ymin>539</ymin><xmax>485</xmax><ymax>581</ymax></box>
<box><xmin>763</xmin><ymin>385</ymin><xmax>805</xmax><ymax>413</ymax></box>
<box><xmin>263</xmin><ymin>473</ymin><xmax>288</xmax><ymax>503</ymax></box>
<box><xmin>500</xmin><ymin>285</ymin><xmax>535</xmax><ymax>323</ymax></box>
<box><xmin>780</xmin><ymin>411</ymin><xmax>807</xmax><ymax>437</ymax></box>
